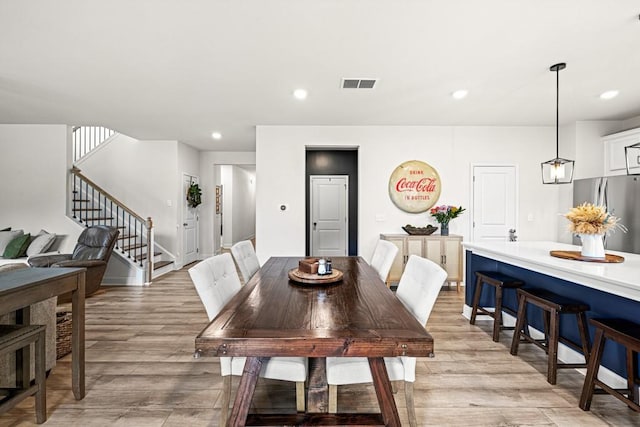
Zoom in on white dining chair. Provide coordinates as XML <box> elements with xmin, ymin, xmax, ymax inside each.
<box><xmin>326</xmin><ymin>255</ymin><xmax>447</xmax><ymax>427</ymax></box>
<box><xmin>370</xmin><ymin>239</ymin><xmax>399</xmax><ymax>284</ymax></box>
<box><xmin>188</xmin><ymin>253</ymin><xmax>307</xmax><ymax>425</ymax></box>
<box><xmin>230</xmin><ymin>240</ymin><xmax>260</xmax><ymax>284</ymax></box>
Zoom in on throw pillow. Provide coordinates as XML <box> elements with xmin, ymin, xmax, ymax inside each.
<box><xmin>0</xmin><ymin>230</ymin><xmax>24</xmax><ymax>255</ymax></box>
<box><xmin>26</xmin><ymin>232</ymin><xmax>57</xmax><ymax>256</ymax></box>
<box><xmin>3</xmin><ymin>233</ymin><xmax>31</xmax><ymax>259</ymax></box>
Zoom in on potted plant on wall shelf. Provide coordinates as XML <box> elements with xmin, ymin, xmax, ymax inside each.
<box><xmin>187</xmin><ymin>182</ymin><xmax>202</xmax><ymax>208</ymax></box>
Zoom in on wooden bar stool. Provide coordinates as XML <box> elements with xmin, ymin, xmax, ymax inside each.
<box><xmin>470</xmin><ymin>271</ymin><xmax>524</xmax><ymax>342</ymax></box>
<box><xmin>0</xmin><ymin>324</ymin><xmax>47</xmax><ymax>424</ymax></box>
<box><xmin>579</xmin><ymin>318</ymin><xmax>640</xmax><ymax>412</ymax></box>
<box><xmin>510</xmin><ymin>288</ymin><xmax>591</xmax><ymax>385</ymax></box>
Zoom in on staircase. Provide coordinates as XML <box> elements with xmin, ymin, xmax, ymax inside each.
<box><xmin>69</xmin><ymin>127</ymin><xmax>174</xmax><ymax>284</ymax></box>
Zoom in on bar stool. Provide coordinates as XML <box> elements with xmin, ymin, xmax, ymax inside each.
<box><xmin>470</xmin><ymin>271</ymin><xmax>525</xmax><ymax>342</ymax></box>
<box><xmin>510</xmin><ymin>288</ymin><xmax>591</xmax><ymax>385</ymax></box>
<box><xmin>0</xmin><ymin>324</ymin><xmax>47</xmax><ymax>423</ymax></box>
<box><xmin>579</xmin><ymin>318</ymin><xmax>640</xmax><ymax>412</ymax></box>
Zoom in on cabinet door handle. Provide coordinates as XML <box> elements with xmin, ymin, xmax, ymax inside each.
<box><xmin>443</xmin><ymin>254</ymin><xmax>447</xmax><ymax>264</ymax></box>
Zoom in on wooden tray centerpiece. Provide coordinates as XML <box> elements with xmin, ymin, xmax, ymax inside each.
<box><xmin>289</xmin><ymin>257</ymin><xmax>343</xmax><ymax>285</ymax></box>
<box><xmin>550</xmin><ymin>250</ymin><xmax>624</xmax><ymax>263</ymax></box>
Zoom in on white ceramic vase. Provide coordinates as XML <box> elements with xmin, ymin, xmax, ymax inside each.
<box><xmin>579</xmin><ymin>234</ymin><xmax>605</xmax><ymax>259</ymax></box>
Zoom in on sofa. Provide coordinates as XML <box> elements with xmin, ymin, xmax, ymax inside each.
<box><xmin>0</xmin><ymin>228</ymin><xmax>60</xmax><ymax>267</ymax></box>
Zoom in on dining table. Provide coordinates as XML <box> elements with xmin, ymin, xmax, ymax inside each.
<box><xmin>0</xmin><ymin>267</ymin><xmax>86</xmax><ymax>400</ymax></box>
<box><xmin>195</xmin><ymin>256</ymin><xmax>434</xmax><ymax>426</ymax></box>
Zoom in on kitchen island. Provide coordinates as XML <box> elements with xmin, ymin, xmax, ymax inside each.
<box><xmin>463</xmin><ymin>240</ymin><xmax>640</xmax><ymax>382</ymax></box>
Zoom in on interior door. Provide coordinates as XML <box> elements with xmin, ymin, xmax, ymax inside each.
<box><xmin>472</xmin><ymin>165</ymin><xmax>517</xmax><ymax>241</ymax></box>
<box><xmin>310</xmin><ymin>176</ymin><xmax>348</xmax><ymax>257</ymax></box>
<box><xmin>183</xmin><ymin>174</ymin><xmax>199</xmax><ymax>265</ymax></box>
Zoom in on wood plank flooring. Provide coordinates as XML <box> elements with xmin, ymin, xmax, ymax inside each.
<box><xmin>2</xmin><ymin>267</ymin><xmax>639</xmax><ymax>426</ymax></box>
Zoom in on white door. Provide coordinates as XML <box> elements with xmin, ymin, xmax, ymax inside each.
<box><xmin>472</xmin><ymin>165</ymin><xmax>517</xmax><ymax>241</ymax></box>
<box><xmin>310</xmin><ymin>176</ymin><xmax>348</xmax><ymax>257</ymax></box>
<box><xmin>183</xmin><ymin>174</ymin><xmax>199</xmax><ymax>265</ymax></box>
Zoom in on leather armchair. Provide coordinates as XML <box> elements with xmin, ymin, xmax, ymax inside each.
<box><xmin>28</xmin><ymin>225</ymin><xmax>119</xmax><ymax>297</ymax></box>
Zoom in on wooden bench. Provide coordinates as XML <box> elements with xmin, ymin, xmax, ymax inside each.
<box><xmin>579</xmin><ymin>318</ymin><xmax>640</xmax><ymax>412</ymax></box>
<box><xmin>510</xmin><ymin>288</ymin><xmax>591</xmax><ymax>385</ymax></box>
<box><xmin>0</xmin><ymin>324</ymin><xmax>47</xmax><ymax>424</ymax></box>
<box><xmin>470</xmin><ymin>271</ymin><xmax>525</xmax><ymax>342</ymax></box>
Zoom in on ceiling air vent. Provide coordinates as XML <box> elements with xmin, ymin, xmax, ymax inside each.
<box><xmin>342</xmin><ymin>78</ymin><xmax>377</xmax><ymax>89</ymax></box>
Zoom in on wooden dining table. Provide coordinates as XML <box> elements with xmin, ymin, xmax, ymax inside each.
<box><xmin>195</xmin><ymin>256</ymin><xmax>434</xmax><ymax>426</ymax></box>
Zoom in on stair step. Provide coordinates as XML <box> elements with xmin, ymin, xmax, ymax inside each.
<box><xmin>154</xmin><ymin>261</ymin><xmax>173</xmax><ymax>270</ymax></box>
<box><xmin>116</xmin><ymin>234</ymin><xmax>139</xmax><ymax>240</ymax></box>
<box><xmin>82</xmin><ymin>217</ymin><xmax>114</xmax><ymax>221</ymax></box>
<box><xmin>122</xmin><ymin>243</ymin><xmax>147</xmax><ymax>251</ymax></box>
<box><xmin>72</xmin><ymin>208</ymin><xmax>102</xmax><ymax>212</ymax></box>
<box><xmin>72</xmin><ymin>199</ymin><xmax>89</xmax><ymax>202</ymax></box>
<box><xmin>135</xmin><ymin>251</ymin><xmax>161</xmax><ymax>262</ymax></box>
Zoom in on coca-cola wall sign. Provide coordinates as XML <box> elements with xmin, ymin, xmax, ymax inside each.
<box><xmin>388</xmin><ymin>160</ymin><xmax>442</xmax><ymax>213</ymax></box>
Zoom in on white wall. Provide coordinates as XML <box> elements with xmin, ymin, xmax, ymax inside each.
<box><xmin>220</xmin><ymin>165</ymin><xmax>234</xmax><ymax>248</ymax></box>
<box><xmin>231</xmin><ymin>166</ymin><xmax>256</xmax><ymax>243</ymax></box>
<box><xmin>79</xmin><ymin>135</ymin><xmax>180</xmax><ymax>255</ymax></box>
<box><xmin>255</xmin><ymin>125</ymin><xmax>566</xmax><ymax>264</ymax></box>
<box><xmin>0</xmin><ymin>125</ymin><xmax>80</xmax><ymax>252</ymax></box>
<box><xmin>198</xmin><ymin>151</ymin><xmax>256</xmax><ymax>257</ymax></box>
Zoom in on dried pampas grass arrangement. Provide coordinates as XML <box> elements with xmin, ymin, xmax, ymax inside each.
<box><xmin>565</xmin><ymin>203</ymin><xmax>626</xmax><ymax>235</ymax></box>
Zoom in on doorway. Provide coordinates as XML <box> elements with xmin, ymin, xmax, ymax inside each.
<box><xmin>472</xmin><ymin>165</ymin><xmax>518</xmax><ymax>241</ymax></box>
<box><xmin>214</xmin><ymin>164</ymin><xmax>256</xmax><ymax>252</ymax></box>
<box><xmin>310</xmin><ymin>176</ymin><xmax>348</xmax><ymax>257</ymax></box>
<box><xmin>305</xmin><ymin>149</ymin><xmax>358</xmax><ymax>256</ymax></box>
<box><xmin>182</xmin><ymin>173</ymin><xmax>199</xmax><ymax>265</ymax></box>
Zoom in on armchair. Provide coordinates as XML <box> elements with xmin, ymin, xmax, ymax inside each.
<box><xmin>28</xmin><ymin>225</ymin><xmax>119</xmax><ymax>297</ymax></box>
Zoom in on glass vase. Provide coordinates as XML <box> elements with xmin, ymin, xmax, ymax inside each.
<box><xmin>440</xmin><ymin>223</ymin><xmax>449</xmax><ymax>236</ymax></box>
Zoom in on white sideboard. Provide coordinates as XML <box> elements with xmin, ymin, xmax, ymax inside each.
<box><xmin>381</xmin><ymin>233</ymin><xmax>462</xmax><ymax>291</ymax></box>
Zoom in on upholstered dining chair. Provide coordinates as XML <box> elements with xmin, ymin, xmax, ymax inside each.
<box><xmin>188</xmin><ymin>253</ymin><xmax>307</xmax><ymax>425</ymax></box>
<box><xmin>370</xmin><ymin>239</ymin><xmax>399</xmax><ymax>284</ymax></box>
<box><xmin>326</xmin><ymin>255</ymin><xmax>447</xmax><ymax>427</ymax></box>
<box><xmin>230</xmin><ymin>240</ymin><xmax>260</xmax><ymax>284</ymax></box>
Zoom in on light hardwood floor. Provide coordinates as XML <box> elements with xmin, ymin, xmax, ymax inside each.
<box><xmin>2</xmin><ymin>267</ymin><xmax>639</xmax><ymax>426</ymax></box>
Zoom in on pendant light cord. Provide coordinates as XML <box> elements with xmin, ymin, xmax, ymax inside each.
<box><xmin>555</xmin><ymin>66</ymin><xmax>560</xmax><ymax>158</ymax></box>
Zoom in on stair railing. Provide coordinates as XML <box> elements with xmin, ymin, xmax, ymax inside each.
<box><xmin>72</xmin><ymin>126</ymin><xmax>115</xmax><ymax>163</ymax></box>
<box><xmin>70</xmin><ymin>166</ymin><xmax>154</xmax><ymax>283</ymax></box>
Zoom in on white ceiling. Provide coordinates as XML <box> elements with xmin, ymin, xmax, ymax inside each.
<box><xmin>1</xmin><ymin>1</ymin><xmax>639</xmax><ymax>151</ymax></box>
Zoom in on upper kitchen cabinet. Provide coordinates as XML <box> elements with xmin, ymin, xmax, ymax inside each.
<box><xmin>603</xmin><ymin>128</ymin><xmax>640</xmax><ymax>176</ymax></box>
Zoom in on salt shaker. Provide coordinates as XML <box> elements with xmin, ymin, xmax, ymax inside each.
<box><xmin>318</xmin><ymin>259</ymin><xmax>326</xmax><ymax>275</ymax></box>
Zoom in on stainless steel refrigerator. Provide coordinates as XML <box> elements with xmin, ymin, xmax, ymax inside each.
<box><xmin>573</xmin><ymin>175</ymin><xmax>640</xmax><ymax>254</ymax></box>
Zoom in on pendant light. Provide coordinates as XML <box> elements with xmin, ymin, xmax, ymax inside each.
<box><xmin>541</xmin><ymin>63</ymin><xmax>574</xmax><ymax>184</ymax></box>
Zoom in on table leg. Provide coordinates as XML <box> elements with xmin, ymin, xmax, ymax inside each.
<box><xmin>368</xmin><ymin>357</ymin><xmax>401</xmax><ymax>427</ymax></box>
<box><xmin>307</xmin><ymin>357</ymin><xmax>328</xmax><ymax>412</ymax></box>
<box><xmin>228</xmin><ymin>356</ymin><xmax>266</xmax><ymax>427</ymax></box>
<box><xmin>15</xmin><ymin>306</ymin><xmax>31</xmax><ymax>390</ymax></box>
<box><xmin>71</xmin><ymin>271</ymin><xmax>86</xmax><ymax>400</ymax></box>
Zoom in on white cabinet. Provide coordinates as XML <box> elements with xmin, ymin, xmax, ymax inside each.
<box><xmin>381</xmin><ymin>234</ymin><xmax>463</xmax><ymax>291</ymax></box>
<box><xmin>603</xmin><ymin>128</ymin><xmax>640</xmax><ymax>176</ymax></box>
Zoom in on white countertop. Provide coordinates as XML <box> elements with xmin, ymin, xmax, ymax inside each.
<box><xmin>462</xmin><ymin>241</ymin><xmax>640</xmax><ymax>302</ymax></box>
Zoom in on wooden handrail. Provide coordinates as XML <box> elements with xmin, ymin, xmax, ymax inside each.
<box><xmin>71</xmin><ymin>166</ymin><xmax>146</xmax><ymax>224</ymax></box>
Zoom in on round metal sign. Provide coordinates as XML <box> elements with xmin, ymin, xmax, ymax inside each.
<box><xmin>388</xmin><ymin>160</ymin><xmax>442</xmax><ymax>213</ymax></box>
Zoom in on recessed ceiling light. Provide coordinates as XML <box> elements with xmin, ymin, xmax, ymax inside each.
<box><xmin>599</xmin><ymin>90</ymin><xmax>619</xmax><ymax>100</ymax></box>
<box><xmin>293</xmin><ymin>89</ymin><xmax>308</xmax><ymax>100</ymax></box>
<box><xmin>452</xmin><ymin>89</ymin><xmax>468</xmax><ymax>100</ymax></box>
<box><xmin>211</xmin><ymin>132</ymin><xmax>222</xmax><ymax>140</ymax></box>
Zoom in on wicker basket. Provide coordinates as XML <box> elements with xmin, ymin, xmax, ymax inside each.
<box><xmin>56</xmin><ymin>311</ymin><xmax>72</xmax><ymax>359</ymax></box>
